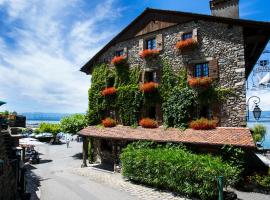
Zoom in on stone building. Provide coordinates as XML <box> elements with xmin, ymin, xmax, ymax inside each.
<box><xmin>80</xmin><ymin>0</ymin><xmax>270</xmax><ymax>169</ymax></box>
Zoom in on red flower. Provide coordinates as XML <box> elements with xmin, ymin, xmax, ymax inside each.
<box><xmin>188</xmin><ymin>77</ymin><xmax>213</xmax><ymax>88</ymax></box>
<box><xmin>139</xmin><ymin>118</ymin><xmax>158</xmax><ymax>128</ymax></box>
<box><xmin>101</xmin><ymin>87</ymin><xmax>117</xmax><ymax>96</ymax></box>
<box><xmin>189</xmin><ymin>118</ymin><xmax>218</xmax><ymax>130</ymax></box>
<box><xmin>140</xmin><ymin>82</ymin><xmax>159</xmax><ymax>93</ymax></box>
<box><xmin>111</xmin><ymin>56</ymin><xmax>126</xmax><ymax>66</ymax></box>
<box><xmin>139</xmin><ymin>49</ymin><xmax>160</xmax><ymax>59</ymax></box>
<box><xmin>175</xmin><ymin>38</ymin><xmax>197</xmax><ymax>50</ymax></box>
<box><xmin>102</xmin><ymin>118</ymin><xmax>116</xmax><ymax>127</ymax></box>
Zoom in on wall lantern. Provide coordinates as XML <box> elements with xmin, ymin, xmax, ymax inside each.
<box><xmin>0</xmin><ymin>159</ymin><xmax>4</xmax><ymax>176</ymax></box>
<box><xmin>246</xmin><ymin>96</ymin><xmax>261</xmax><ymax>121</ymax></box>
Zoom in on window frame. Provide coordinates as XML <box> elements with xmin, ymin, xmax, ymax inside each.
<box><xmin>182</xmin><ymin>32</ymin><xmax>193</xmax><ymax>41</ymax></box>
<box><xmin>194</xmin><ymin>63</ymin><xmax>209</xmax><ymax>78</ymax></box>
<box><xmin>115</xmin><ymin>49</ymin><xmax>124</xmax><ymax>57</ymax></box>
<box><xmin>146</xmin><ymin>38</ymin><xmax>156</xmax><ymax>50</ymax></box>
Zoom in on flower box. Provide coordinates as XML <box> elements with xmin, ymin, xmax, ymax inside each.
<box><xmin>139</xmin><ymin>118</ymin><xmax>158</xmax><ymax>128</ymax></box>
<box><xmin>188</xmin><ymin>77</ymin><xmax>213</xmax><ymax>88</ymax></box>
<box><xmin>102</xmin><ymin>118</ymin><xmax>116</xmax><ymax>127</ymax></box>
<box><xmin>139</xmin><ymin>49</ymin><xmax>160</xmax><ymax>59</ymax></box>
<box><xmin>140</xmin><ymin>82</ymin><xmax>159</xmax><ymax>93</ymax></box>
<box><xmin>189</xmin><ymin>118</ymin><xmax>218</xmax><ymax>130</ymax></box>
<box><xmin>101</xmin><ymin>87</ymin><xmax>117</xmax><ymax>96</ymax></box>
<box><xmin>111</xmin><ymin>55</ymin><xmax>126</xmax><ymax>66</ymax></box>
<box><xmin>176</xmin><ymin>38</ymin><xmax>197</xmax><ymax>50</ymax></box>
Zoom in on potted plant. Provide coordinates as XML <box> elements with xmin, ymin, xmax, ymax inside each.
<box><xmin>176</xmin><ymin>38</ymin><xmax>197</xmax><ymax>51</ymax></box>
<box><xmin>111</xmin><ymin>55</ymin><xmax>126</xmax><ymax>66</ymax></box>
<box><xmin>139</xmin><ymin>49</ymin><xmax>160</xmax><ymax>59</ymax></box>
<box><xmin>101</xmin><ymin>87</ymin><xmax>117</xmax><ymax>96</ymax></box>
<box><xmin>140</xmin><ymin>82</ymin><xmax>159</xmax><ymax>93</ymax></box>
<box><xmin>189</xmin><ymin>118</ymin><xmax>218</xmax><ymax>130</ymax></box>
<box><xmin>188</xmin><ymin>77</ymin><xmax>213</xmax><ymax>88</ymax></box>
<box><xmin>102</xmin><ymin>118</ymin><xmax>116</xmax><ymax>127</ymax></box>
<box><xmin>139</xmin><ymin>118</ymin><xmax>158</xmax><ymax>128</ymax></box>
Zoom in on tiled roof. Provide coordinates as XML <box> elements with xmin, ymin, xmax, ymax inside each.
<box><xmin>79</xmin><ymin>126</ymin><xmax>255</xmax><ymax>148</ymax></box>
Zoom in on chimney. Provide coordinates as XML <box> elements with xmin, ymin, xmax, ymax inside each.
<box><xmin>210</xmin><ymin>0</ymin><xmax>239</xmax><ymax>19</ymax></box>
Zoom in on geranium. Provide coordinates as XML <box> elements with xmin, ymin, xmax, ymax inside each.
<box><xmin>111</xmin><ymin>55</ymin><xmax>126</xmax><ymax>66</ymax></box>
<box><xmin>175</xmin><ymin>38</ymin><xmax>197</xmax><ymax>50</ymax></box>
<box><xmin>139</xmin><ymin>49</ymin><xmax>160</xmax><ymax>59</ymax></box>
<box><xmin>102</xmin><ymin>118</ymin><xmax>116</xmax><ymax>127</ymax></box>
<box><xmin>101</xmin><ymin>87</ymin><xmax>117</xmax><ymax>96</ymax></box>
<box><xmin>188</xmin><ymin>77</ymin><xmax>213</xmax><ymax>88</ymax></box>
<box><xmin>140</xmin><ymin>82</ymin><xmax>159</xmax><ymax>93</ymax></box>
<box><xmin>139</xmin><ymin>118</ymin><xmax>158</xmax><ymax>128</ymax></box>
<box><xmin>189</xmin><ymin>118</ymin><xmax>218</xmax><ymax>130</ymax></box>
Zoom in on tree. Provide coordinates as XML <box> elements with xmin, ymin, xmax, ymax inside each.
<box><xmin>60</xmin><ymin>114</ymin><xmax>87</xmax><ymax>135</ymax></box>
<box><xmin>39</xmin><ymin>123</ymin><xmax>61</xmax><ymax>137</ymax></box>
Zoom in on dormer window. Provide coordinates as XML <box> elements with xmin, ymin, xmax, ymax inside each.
<box><xmin>195</xmin><ymin>63</ymin><xmax>209</xmax><ymax>77</ymax></box>
<box><xmin>115</xmin><ymin>49</ymin><xmax>124</xmax><ymax>56</ymax></box>
<box><xmin>146</xmin><ymin>38</ymin><xmax>156</xmax><ymax>50</ymax></box>
<box><xmin>182</xmin><ymin>32</ymin><xmax>193</xmax><ymax>41</ymax></box>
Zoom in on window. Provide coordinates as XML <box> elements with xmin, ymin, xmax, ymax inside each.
<box><xmin>149</xmin><ymin>106</ymin><xmax>156</xmax><ymax>119</ymax></box>
<box><xmin>194</xmin><ymin>63</ymin><xmax>209</xmax><ymax>77</ymax></box>
<box><xmin>145</xmin><ymin>71</ymin><xmax>157</xmax><ymax>82</ymax></box>
<box><xmin>182</xmin><ymin>32</ymin><xmax>192</xmax><ymax>40</ymax></box>
<box><xmin>146</xmin><ymin>38</ymin><xmax>156</xmax><ymax>50</ymax></box>
<box><xmin>115</xmin><ymin>49</ymin><xmax>124</xmax><ymax>56</ymax></box>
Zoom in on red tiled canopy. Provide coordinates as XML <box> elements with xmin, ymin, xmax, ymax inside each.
<box><xmin>79</xmin><ymin>126</ymin><xmax>255</xmax><ymax>148</ymax></box>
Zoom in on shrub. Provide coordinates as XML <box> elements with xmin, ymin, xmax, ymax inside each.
<box><xmin>102</xmin><ymin>118</ymin><xmax>116</xmax><ymax>127</ymax></box>
<box><xmin>139</xmin><ymin>49</ymin><xmax>159</xmax><ymax>59</ymax></box>
<box><xmin>39</xmin><ymin>123</ymin><xmax>61</xmax><ymax>136</ymax></box>
<box><xmin>111</xmin><ymin>55</ymin><xmax>126</xmax><ymax>66</ymax></box>
<box><xmin>188</xmin><ymin>77</ymin><xmax>213</xmax><ymax>88</ymax></box>
<box><xmin>60</xmin><ymin>114</ymin><xmax>87</xmax><ymax>134</ymax></box>
<box><xmin>101</xmin><ymin>87</ymin><xmax>117</xmax><ymax>97</ymax></box>
<box><xmin>249</xmin><ymin>173</ymin><xmax>270</xmax><ymax>191</ymax></box>
<box><xmin>140</xmin><ymin>82</ymin><xmax>158</xmax><ymax>93</ymax></box>
<box><xmin>121</xmin><ymin>142</ymin><xmax>240</xmax><ymax>199</ymax></box>
<box><xmin>139</xmin><ymin>118</ymin><xmax>158</xmax><ymax>128</ymax></box>
<box><xmin>175</xmin><ymin>38</ymin><xmax>197</xmax><ymax>50</ymax></box>
<box><xmin>251</xmin><ymin>124</ymin><xmax>266</xmax><ymax>142</ymax></box>
<box><xmin>189</xmin><ymin>118</ymin><xmax>218</xmax><ymax>130</ymax></box>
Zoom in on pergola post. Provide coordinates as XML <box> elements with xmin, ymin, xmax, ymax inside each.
<box><xmin>82</xmin><ymin>136</ymin><xmax>88</xmax><ymax>168</ymax></box>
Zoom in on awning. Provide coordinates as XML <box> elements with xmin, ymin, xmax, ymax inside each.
<box><xmin>0</xmin><ymin>101</ymin><xmax>6</xmax><ymax>106</ymax></box>
<box><xmin>79</xmin><ymin>126</ymin><xmax>255</xmax><ymax>148</ymax></box>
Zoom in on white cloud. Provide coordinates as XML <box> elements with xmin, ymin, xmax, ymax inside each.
<box><xmin>0</xmin><ymin>0</ymin><xmax>121</xmax><ymax>113</ymax></box>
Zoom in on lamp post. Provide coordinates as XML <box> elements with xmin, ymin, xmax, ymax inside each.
<box><xmin>246</xmin><ymin>96</ymin><xmax>262</xmax><ymax>121</ymax></box>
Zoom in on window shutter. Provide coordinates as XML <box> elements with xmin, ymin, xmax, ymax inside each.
<box><xmin>156</xmin><ymin>34</ymin><xmax>163</xmax><ymax>51</ymax></box>
<box><xmin>177</xmin><ymin>31</ymin><xmax>184</xmax><ymax>41</ymax></box>
<box><xmin>123</xmin><ymin>47</ymin><xmax>128</xmax><ymax>58</ymax></box>
<box><xmin>139</xmin><ymin>39</ymin><xmax>144</xmax><ymax>52</ymax></box>
<box><xmin>192</xmin><ymin>28</ymin><xmax>198</xmax><ymax>43</ymax></box>
<box><xmin>187</xmin><ymin>64</ymin><xmax>194</xmax><ymax>80</ymax></box>
<box><xmin>208</xmin><ymin>59</ymin><xmax>219</xmax><ymax>79</ymax></box>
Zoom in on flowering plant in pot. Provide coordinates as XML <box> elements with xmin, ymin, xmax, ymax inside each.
<box><xmin>175</xmin><ymin>38</ymin><xmax>197</xmax><ymax>51</ymax></box>
<box><xmin>139</xmin><ymin>49</ymin><xmax>160</xmax><ymax>59</ymax></box>
<box><xmin>111</xmin><ymin>55</ymin><xmax>126</xmax><ymax>66</ymax></box>
<box><xmin>188</xmin><ymin>77</ymin><xmax>213</xmax><ymax>88</ymax></box>
<box><xmin>101</xmin><ymin>87</ymin><xmax>117</xmax><ymax>97</ymax></box>
<box><xmin>139</xmin><ymin>118</ymin><xmax>158</xmax><ymax>128</ymax></box>
<box><xmin>140</xmin><ymin>82</ymin><xmax>159</xmax><ymax>93</ymax></box>
<box><xmin>189</xmin><ymin>118</ymin><xmax>218</xmax><ymax>130</ymax></box>
<box><xmin>102</xmin><ymin>118</ymin><xmax>116</xmax><ymax>127</ymax></box>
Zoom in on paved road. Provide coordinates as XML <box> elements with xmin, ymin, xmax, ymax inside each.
<box><xmin>28</xmin><ymin>141</ymin><xmax>137</xmax><ymax>200</ymax></box>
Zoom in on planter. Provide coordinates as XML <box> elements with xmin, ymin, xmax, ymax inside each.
<box><xmin>139</xmin><ymin>49</ymin><xmax>159</xmax><ymax>59</ymax></box>
<box><xmin>176</xmin><ymin>38</ymin><xmax>197</xmax><ymax>51</ymax></box>
<box><xmin>101</xmin><ymin>87</ymin><xmax>117</xmax><ymax>97</ymax></box>
<box><xmin>189</xmin><ymin>118</ymin><xmax>218</xmax><ymax>130</ymax></box>
<box><xmin>188</xmin><ymin>77</ymin><xmax>213</xmax><ymax>88</ymax></box>
<box><xmin>139</xmin><ymin>118</ymin><xmax>158</xmax><ymax>128</ymax></box>
<box><xmin>140</xmin><ymin>82</ymin><xmax>159</xmax><ymax>93</ymax></box>
<box><xmin>102</xmin><ymin>118</ymin><xmax>116</xmax><ymax>127</ymax></box>
<box><xmin>111</xmin><ymin>56</ymin><xmax>126</xmax><ymax>66</ymax></box>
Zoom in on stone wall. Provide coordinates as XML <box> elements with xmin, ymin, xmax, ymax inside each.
<box><xmin>0</xmin><ymin>131</ymin><xmax>17</xmax><ymax>200</ymax></box>
<box><xmin>98</xmin><ymin>20</ymin><xmax>246</xmax><ymax>127</ymax></box>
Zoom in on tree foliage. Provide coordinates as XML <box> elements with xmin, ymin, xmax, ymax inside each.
<box><xmin>39</xmin><ymin>123</ymin><xmax>60</xmax><ymax>136</ymax></box>
<box><xmin>251</xmin><ymin>124</ymin><xmax>267</xmax><ymax>142</ymax></box>
<box><xmin>60</xmin><ymin>114</ymin><xmax>87</xmax><ymax>134</ymax></box>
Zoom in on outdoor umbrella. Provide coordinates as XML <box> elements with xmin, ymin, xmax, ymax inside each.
<box><xmin>0</xmin><ymin>101</ymin><xmax>6</xmax><ymax>106</ymax></box>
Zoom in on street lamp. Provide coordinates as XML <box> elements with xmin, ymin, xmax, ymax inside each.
<box><xmin>246</xmin><ymin>96</ymin><xmax>262</xmax><ymax>121</ymax></box>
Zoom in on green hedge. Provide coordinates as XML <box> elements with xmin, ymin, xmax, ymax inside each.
<box><xmin>121</xmin><ymin>143</ymin><xmax>240</xmax><ymax>199</ymax></box>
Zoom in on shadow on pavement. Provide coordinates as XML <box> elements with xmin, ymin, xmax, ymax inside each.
<box><xmin>92</xmin><ymin>163</ymin><xmax>114</xmax><ymax>172</ymax></box>
<box><xmin>38</xmin><ymin>159</ymin><xmax>53</xmax><ymax>164</ymax></box>
<box><xmin>72</xmin><ymin>152</ymin><xmax>82</xmax><ymax>160</ymax></box>
<box><xmin>25</xmin><ymin>165</ymin><xmax>43</xmax><ymax>200</ymax></box>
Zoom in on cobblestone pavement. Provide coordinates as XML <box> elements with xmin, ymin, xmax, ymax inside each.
<box><xmin>235</xmin><ymin>190</ymin><xmax>270</xmax><ymax>200</ymax></box>
<box><xmin>72</xmin><ymin>166</ymin><xmax>189</xmax><ymax>200</ymax></box>
<box><xmin>25</xmin><ymin>165</ymin><xmax>41</xmax><ymax>200</ymax></box>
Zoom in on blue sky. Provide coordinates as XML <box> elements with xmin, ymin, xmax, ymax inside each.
<box><xmin>0</xmin><ymin>0</ymin><xmax>269</xmax><ymax>113</ymax></box>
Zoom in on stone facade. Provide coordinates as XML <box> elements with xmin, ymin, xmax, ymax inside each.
<box><xmin>97</xmin><ymin>20</ymin><xmax>246</xmax><ymax>127</ymax></box>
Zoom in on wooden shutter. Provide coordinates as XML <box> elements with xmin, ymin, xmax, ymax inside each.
<box><xmin>177</xmin><ymin>31</ymin><xmax>184</xmax><ymax>41</ymax></box>
<box><xmin>123</xmin><ymin>47</ymin><xmax>128</xmax><ymax>58</ymax></box>
<box><xmin>192</xmin><ymin>28</ymin><xmax>198</xmax><ymax>43</ymax></box>
<box><xmin>187</xmin><ymin>64</ymin><xmax>194</xmax><ymax>80</ymax></box>
<box><xmin>156</xmin><ymin>34</ymin><xmax>163</xmax><ymax>51</ymax></box>
<box><xmin>139</xmin><ymin>39</ymin><xmax>144</xmax><ymax>52</ymax></box>
<box><xmin>208</xmin><ymin>59</ymin><xmax>219</xmax><ymax>79</ymax></box>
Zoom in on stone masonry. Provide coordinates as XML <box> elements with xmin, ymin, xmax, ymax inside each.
<box><xmin>98</xmin><ymin>20</ymin><xmax>246</xmax><ymax>127</ymax></box>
